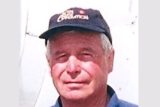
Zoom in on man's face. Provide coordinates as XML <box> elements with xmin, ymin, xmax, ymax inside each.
<box><xmin>47</xmin><ymin>31</ymin><xmax>114</xmax><ymax>100</ymax></box>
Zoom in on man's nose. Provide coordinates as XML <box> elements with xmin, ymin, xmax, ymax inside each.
<box><xmin>66</xmin><ymin>55</ymin><xmax>81</xmax><ymax>75</ymax></box>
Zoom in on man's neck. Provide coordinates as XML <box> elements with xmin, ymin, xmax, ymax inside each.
<box><xmin>60</xmin><ymin>87</ymin><xmax>108</xmax><ymax>107</ymax></box>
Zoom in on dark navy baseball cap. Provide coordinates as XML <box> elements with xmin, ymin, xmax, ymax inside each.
<box><xmin>39</xmin><ymin>7</ymin><xmax>112</xmax><ymax>44</ymax></box>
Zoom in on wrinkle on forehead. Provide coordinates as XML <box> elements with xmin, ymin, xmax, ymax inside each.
<box><xmin>49</xmin><ymin>32</ymin><xmax>101</xmax><ymax>49</ymax></box>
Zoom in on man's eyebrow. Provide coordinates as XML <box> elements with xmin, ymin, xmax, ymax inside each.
<box><xmin>52</xmin><ymin>47</ymin><xmax>96</xmax><ymax>56</ymax></box>
<box><xmin>80</xmin><ymin>47</ymin><xmax>95</xmax><ymax>53</ymax></box>
<box><xmin>52</xmin><ymin>50</ymin><xmax>66</xmax><ymax>56</ymax></box>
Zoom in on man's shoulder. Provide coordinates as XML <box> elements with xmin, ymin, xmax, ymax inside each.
<box><xmin>107</xmin><ymin>85</ymin><xmax>138</xmax><ymax>107</ymax></box>
<box><xmin>108</xmin><ymin>94</ymin><xmax>138</xmax><ymax>107</ymax></box>
<box><xmin>118</xmin><ymin>99</ymin><xmax>138</xmax><ymax>107</ymax></box>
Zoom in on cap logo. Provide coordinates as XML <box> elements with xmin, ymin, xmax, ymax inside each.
<box><xmin>57</xmin><ymin>9</ymin><xmax>89</xmax><ymax>22</ymax></box>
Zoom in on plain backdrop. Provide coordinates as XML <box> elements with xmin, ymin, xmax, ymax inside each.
<box><xmin>20</xmin><ymin>0</ymin><xmax>138</xmax><ymax>107</ymax></box>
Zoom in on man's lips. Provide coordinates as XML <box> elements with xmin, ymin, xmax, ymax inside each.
<box><xmin>63</xmin><ymin>80</ymin><xmax>90</xmax><ymax>86</ymax></box>
<box><xmin>64</xmin><ymin>81</ymin><xmax>88</xmax><ymax>84</ymax></box>
<box><xmin>63</xmin><ymin>80</ymin><xmax>90</xmax><ymax>90</ymax></box>
<box><xmin>63</xmin><ymin>81</ymin><xmax>87</xmax><ymax>89</ymax></box>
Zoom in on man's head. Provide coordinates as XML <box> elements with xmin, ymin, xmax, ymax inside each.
<box><xmin>39</xmin><ymin>7</ymin><xmax>112</xmax><ymax>45</ymax></box>
<box><xmin>39</xmin><ymin>7</ymin><xmax>114</xmax><ymax>102</ymax></box>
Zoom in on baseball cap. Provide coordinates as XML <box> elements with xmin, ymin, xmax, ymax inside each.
<box><xmin>39</xmin><ymin>7</ymin><xmax>112</xmax><ymax>44</ymax></box>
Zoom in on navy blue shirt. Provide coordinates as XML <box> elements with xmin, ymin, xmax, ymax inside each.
<box><xmin>52</xmin><ymin>85</ymin><xmax>138</xmax><ymax>107</ymax></box>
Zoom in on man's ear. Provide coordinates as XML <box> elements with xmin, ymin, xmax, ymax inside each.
<box><xmin>46</xmin><ymin>54</ymin><xmax>54</xmax><ymax>77</ymax></box>
<box><xmin>107</xmin><ymin>48</ymin><xmax>115</xmax><ymax>73</ymax></box>
<box><xmin>46</xmin><ymin>54</ymin><xmax>52</xmax><ymax>68</ymax></box>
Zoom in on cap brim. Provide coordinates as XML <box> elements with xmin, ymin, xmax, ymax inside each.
<box><xmin>39</xmin><ymin>24</ymin><xmax>106</xmax><ymax>39</ymax></box>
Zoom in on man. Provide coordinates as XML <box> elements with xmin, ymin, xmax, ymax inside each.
<box><xmin>39</xmin><ymin>7</ymin><xmax>138</xmax><ymax>107</ymax></box>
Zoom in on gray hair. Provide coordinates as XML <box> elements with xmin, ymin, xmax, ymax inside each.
<box><xmin>99</xmin><ymin>33</ymin><xmax>113</xmax><ymax>54</ymax></box>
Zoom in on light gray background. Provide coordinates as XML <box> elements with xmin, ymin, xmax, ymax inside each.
<box><xmin>139</xmin><ymin>0</ymin><xmax>160</xmax><ymax>106</ymax></box>
<box><xmin>0</xmin><ymin>0</ymin><xmax>20</xmax><ymax>107</ymax></box>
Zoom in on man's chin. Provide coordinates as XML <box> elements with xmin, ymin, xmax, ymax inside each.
<box><xmin>61</xmin><ymin>91</ymin><xmax>89</xmax><ymax>101</ymax></box>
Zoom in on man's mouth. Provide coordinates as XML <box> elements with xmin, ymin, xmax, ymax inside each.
<box><xmin>64</xmin><ymin>80</ymin><xmax>88</xmax><ymax>88</ymax></box>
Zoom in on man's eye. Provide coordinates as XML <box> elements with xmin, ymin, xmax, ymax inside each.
<box><xmin>56</xmin><ymin>54</ymin><xmax>68</xmax><ymax>62</ymax></box>
<box><xmin>79</xmin><ymin>52</ymin><xmax>93</xmax><ymax>61</ymax></box>
<box><xmin>82</xmin><ymin>53</ymin><xmax>91</xmax><ymax>56</ymax></box>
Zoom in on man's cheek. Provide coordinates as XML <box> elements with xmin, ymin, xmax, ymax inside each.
<box><xmin>51</xmin><ymin>64</ymin><xmax>66</xmax><ymax>78</ymax></box>
<box><xmin>82</xmin><ymin>62</ymin><xmax>101</xmax><ymax>72</ymax></box>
